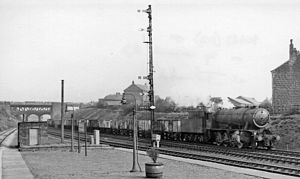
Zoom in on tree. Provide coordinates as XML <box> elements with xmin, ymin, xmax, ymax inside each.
<box><xmin>120</xmin><ymin>104</ymin><xmax>134</xmax><ymax>115</ymax></box>
<box><xmin>196</xmin><ymin>102</ymin><xmax>207</xmax><ymax>110</ymax></box>
<box><xmin>207</xmin><ymin>96</ymin><xmax>223</xmax><ymax>112</ymax></box>
<box><xmin>259</xmin><ymin>98</ymin><xmax>273</xmax><ymax>114</ymax></box>
<box><xmin>155</xmin><ymin>96</ymin><xmax>177</xmax><ymax>112</ymax></box>
<box><xmin>97</xmin><ymin>100</ymin><xmax>108</xmax><ymax>108</ymax></box>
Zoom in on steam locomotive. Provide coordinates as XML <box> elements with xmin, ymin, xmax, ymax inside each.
<box><xmin>92</xmin><ymin>107</ymin><xmax>279</xmax><ymax>149</ymax></box>
<box><xmin>209</xmin><ymin>108</ymin><xmax>279</xmax><ymax>149</ymax></box>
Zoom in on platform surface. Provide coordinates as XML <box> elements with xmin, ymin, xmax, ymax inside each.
<box><xmin>1</xmin><ymin>130</ymin><xmax>298</xmax><ymax>179</ymax></box>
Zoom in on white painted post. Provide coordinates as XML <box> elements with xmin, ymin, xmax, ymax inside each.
<box><xmin>90</xmin><ymin>135</ymin><xmax>94</xmax><ymax>145</ymax></box>
<box><xmin>94</xmin><ymin>130</ymin><xmax>100</xmax><ymax>145</ymax></box>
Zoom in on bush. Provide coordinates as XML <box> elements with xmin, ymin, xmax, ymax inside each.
<box><xmin>146</xmin><ymin>147</ymin><xmax>159</xmax><ymax>163</ymax></box>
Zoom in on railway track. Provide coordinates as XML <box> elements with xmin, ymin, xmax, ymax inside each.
<box><xmin>0</xmin><ymin>128</ymin><xmax>17</xmax><ymax>146</ymax></box>
<box><xmin>162</xmin><ymin>141</ymin><xmax>300</xmax><ymax>166</ymax></box>
<box><xmin>48</xmin><ymin>127</ymin><xmax>300</xmax><ymax>177</ymax></box>
<box><xmin>95</xmin><ymin>132</ymin><xmax>300</xmax><ymax>167</ymax></box>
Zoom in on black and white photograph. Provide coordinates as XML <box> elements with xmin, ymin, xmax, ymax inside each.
<box><xmin>0</xmin><ymin>0</ymin><xmax>299</xmax><ymax>178</ymax></box>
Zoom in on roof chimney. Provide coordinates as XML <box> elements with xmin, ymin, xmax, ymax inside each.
<box><xmin>290</xmin><ymin>39</ymin><xmax>294</xmax><ymax>59</ymax></box>
<box><xmin>289</xmin><ymin>39</ymin><xmax>298</xmax><ymax>65</ymax></box>
<box><xmin>132</xmin><ymin>80</ymin><xmax>134</xmax><ymax>84</ymax></box>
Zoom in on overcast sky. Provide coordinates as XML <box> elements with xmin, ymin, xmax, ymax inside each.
<box><xmin>1</xmin><ymin>0</ymin><xmax>300</xmax><ymax>106</ymax></box>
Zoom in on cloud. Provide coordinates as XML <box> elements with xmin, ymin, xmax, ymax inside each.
<box><xmin>225</xmin><ymin>34</ymin><xmax>259</xmax><ymax>46</ymax></box>
<box><xmin>194</xmin><ymin>31</ymin><xmax>221</xmax><ymax>48</ymax></box>
<box><xmin>231</xmin><ymin>56</ymin><xmax>243</xmax><ymax>62</ymax></box>
<box><xmin>203</xmin><ymin>52</ymin><xmax>218</xmax><ymax>65</ymax></box>
<box><xmin>156</xmin><ymin>46</ymin><xmax>194</xmax><ymax>58</ymax></box>
<box><xmin>169</xmin><ymin>34</ymin><xmax>185</xmax><ymax>43</ymax></box>
<box><xmin>194</xmin><ymin>31</ymin><xmax>259</xmax><ymax>48</ymax></box>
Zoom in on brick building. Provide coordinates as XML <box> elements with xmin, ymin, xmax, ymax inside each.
<box><xmin>18</xmin><ymin>122</ymin><xmax>48</xmax><ymax>147</ymax></box>
<box><xmin>123</xmin><ymin>81</ymin><xmax>149</xmax><ymax>106</ymax></box>
<box><xmin>100</xmin><ymin>93</ymin><xmax>123</xmax><ymax>106</ymax></box>
<box><xmin>271</xmin><ymin>39</ymin><xmax>300</xmax><ymax>114</ymax></box>
<box><xmin>98</xmin><ymin>81</ymin><xmax>149</xmax><ymax>107</ymax></box>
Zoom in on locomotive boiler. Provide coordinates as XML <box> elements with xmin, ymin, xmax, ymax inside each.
<box><xmin>210</xmin><ymin>108</ymin><xmax>279</xmax><ymax>149</ymax></box>
<box><xmin>213</xmin><ymin>108</ymin><xmax>270</xmax><ymax>129</ymax></box>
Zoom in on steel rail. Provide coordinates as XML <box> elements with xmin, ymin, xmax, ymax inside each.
<box><xmin>0</xmin><ymin>128</ymin><xmax>17</xmax><ymax>146</ymax></box>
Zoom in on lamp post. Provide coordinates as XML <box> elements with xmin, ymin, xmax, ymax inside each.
<box><xmin>65</xmin><ymin>104</ymin><xmax>76</xmax><ymax>152</ymax></box>
<box><xmin>61</xmin><ymin>80</ymin><xmax>64</xmax><ymax>143</ymax></box>
<box><xmin>78</xmin><ymin>119</ymin><xmax>81</xmax><ymax>153</ymax></box>
<box><xmin>85</xmin><ymin>120</ymin><xmax>88</xmax><ymax>156</ymax></box>
<box><xmin>121</xmin><ymin>93</ymin><xmax>140</xmax><ymax>172</ymax></box>
<box><xmin>71</xmin><ymin>106</ymin><xmax>75</xmax><ymax>152</ymax></box>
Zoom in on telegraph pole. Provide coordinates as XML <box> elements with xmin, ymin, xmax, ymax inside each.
<box><xmin>141</xmin><ymin>5</ymin><xmax>155</xmax><ymax>137</ymax></box>
<box><xmin>147</xmin><ymin>5</ymin><xmax>155</xmax><ymax>139</ymax></box>
<box><xmin>138</xmin><ymin>5</ymin><xmax>155</xmax><ymax>144</ymax></box>
<box><xmin>61</xmin><ymin>80</ymin><xmax>64</xmax><ymax>143</ymax></box>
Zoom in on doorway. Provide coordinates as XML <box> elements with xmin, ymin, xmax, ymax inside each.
<box><xmin>29</xmin><ymin>129</ymin><xmax>38</xmax><ymax>145</ymax></box>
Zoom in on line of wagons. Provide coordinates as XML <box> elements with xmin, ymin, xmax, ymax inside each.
<box><xmin>61</xmin><ymin>107</ymin><xmax>280</xmax><ymax>149</ymax></box>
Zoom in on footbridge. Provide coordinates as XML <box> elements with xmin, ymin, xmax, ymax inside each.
<box><xmin>9</xmin><ymin>102</ymin><xmax>67</xmax><ymax>122</ymax></box>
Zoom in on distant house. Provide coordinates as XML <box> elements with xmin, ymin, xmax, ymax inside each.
<box><xmin>123</xmin><ymin>81</ymin><xmax>149</xmax><ymax>106</ymax></box>
<box><xmin>271</xmin><ymin>39</ymin><xmax>300</xmax><ymax>114</ymax></box>
<box><xmin>99</xmin><ymin>92</ymin><xmax>123</xmax><ymax>106</ymax></box>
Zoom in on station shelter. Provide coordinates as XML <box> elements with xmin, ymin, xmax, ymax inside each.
<box><xmin>18</xmin><ymin>121</ymin><xmax>48</xmax><ymax>147</ymax></box>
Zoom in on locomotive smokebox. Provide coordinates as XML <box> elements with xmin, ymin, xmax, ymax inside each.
<box><xmin>213</xmin><ymin>108</ymin><xmax>270</xmax><ymax>130</ymax></box>
<box><xmin>252</xmin><ymin>108</ymin><xmax>270</xmax><ymax>128</ymax></box>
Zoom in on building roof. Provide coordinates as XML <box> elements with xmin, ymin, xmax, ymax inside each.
<box><xmin>135</xmin><ymin>84</ymin><xmax>149</xmax><ymax>92</ymax></box>
<box><xmin>228</xmin><ymin>96</ymin><xmax>260</xmax><ymax>108</ymax></box>
<box><xmin>228</xmin><ymin>97</ymin><xmax>252</xmax><ymax>107</ymax></box>
<box><xmin>124</xmin><ymin>81</ymin><xmax>149</xmax><ymax>93</ymax></box>
<box><xmin>271</xmin><ymin>60</ymin><xmax>289</xmax><ymax>73</ymax></box>
<box><xmin>104</xmin><ymin>93</ymin><xmax>122</xmax><ymax>101</ymax></box>
<box><xmin>272</xmin><ymin>39</ymin><xmax>300</xmax><ymax>73</ymax></box>
<box><xmin>237</xmin><ymin>96</ymin><xmax>260</xmax><ymax>106</ymax></box>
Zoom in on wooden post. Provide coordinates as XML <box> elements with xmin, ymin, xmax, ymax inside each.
<box><xmin>78</xmin><ymin>120</ymin><xmax>81</xmax><ymax>153</ymax></box>
<box><xmin>61</xmin><ymin>80</ymin><xmax>64</xmax><ymax>143</ymax></box>
<box><xmin>85</xmin><ymin>120</ymin><xmax>88</xmax><ymax>156</ymax></box>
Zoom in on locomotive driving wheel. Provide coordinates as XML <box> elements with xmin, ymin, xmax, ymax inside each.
<box><xmin>215</xmin><ymin>132</ymin><xmax>222</xmax><ymax>146</ymax></box>
<box><xmin>222</xmin><ymin>132</ymin><xmax>229</xmax><ymax>147</ymax></box>
<box><xmin>237</xmin><ymin>142</ymin><xmax>243</xmax><ymax>149</ymax></box>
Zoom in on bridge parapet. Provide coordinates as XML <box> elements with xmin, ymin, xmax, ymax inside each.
<box><xmin>10</xmin><ymin>105</ymin><xmax>52</xmax><ymax>114</ymax></box>
<box><xmin>10</xmin><ymin>103</ymin><xmax>53</xmax><ymax>122</ymax></box>
<box><xmin>10</xmin><ymin>101</ymin><xmax>53</xmax><ymax>105</ymax></box>
<box><xmin>8</xmin><ymin>101</ymin><xmax>81</xmax><ymax>122</ymax></box>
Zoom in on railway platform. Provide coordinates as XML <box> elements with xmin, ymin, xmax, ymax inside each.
<box><xmin>1</xmin><ymin>146</ymin><xmax>300</xmax><ymax>179</ymax></box>
<box><xmin>0</xmin><ymin>129</ymin><xmax>33</xmax><ymax>179</ymax></box>
<box><xmin>1</xmin><ymin>148</ymin><xmax>34</xmax><ymax>179</ymax></box>
<box><xmin>0</xmin><ymin>130</ymin><xmax>299</xmax><ymax>179</ymax></box>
